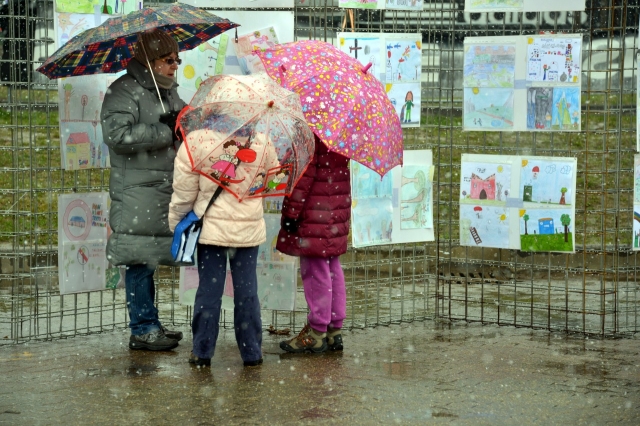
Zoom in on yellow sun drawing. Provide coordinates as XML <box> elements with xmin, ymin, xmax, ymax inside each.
<box><xmin>472</xmin><ymin>87</ymin><xmax>480</xmax><ymax>95</ymax></box>
<box><xmin>519</xmin><ymin>209</ymin><xmax>526</xmax><ymax>217</ymax></box>
<box><xmin>522</xmin><ymin>159</ymin><xmax>528</xmax><ymax>167</ymax></box>
<box><xmin>497</xmin><ymin>165</ymin><xmax>503</xmax><ymax>173</ymax></box>
<box><xmin>183</xmin><ymin>65</ymin><xmax>195</xmax><ymax>80</ymax></box>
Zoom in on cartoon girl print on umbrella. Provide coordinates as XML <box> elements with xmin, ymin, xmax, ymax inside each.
<box><xmin>209</xmin><ymin>140</ymin><xmax>257</xmax><ymax>185</ymax></box>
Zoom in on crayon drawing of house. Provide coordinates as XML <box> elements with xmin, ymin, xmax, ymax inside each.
<box><xmin>470</xmin><ymin>173</ymin><xmax>496</xmax><ymax>200</ymax></box>
<box><xmin>66</xmin><ymin>132</ymin><xmax>91</xmax><ymax>169</ymax></box>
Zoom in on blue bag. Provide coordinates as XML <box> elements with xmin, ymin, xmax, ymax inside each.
<box><xmin>171</xmin><ymin>186</ymin><xmax>223</xmax><ymax>265</ymax></box>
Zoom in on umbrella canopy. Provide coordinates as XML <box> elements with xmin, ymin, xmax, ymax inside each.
<box><xmin>254</xmin><ymin>39</ymin><xmax>403</xmax><ymax>176</ymax></box>
<box><xmin>177</xmin><ymin>73</ymin><xmax>315</xmax><ymax>201</ymax></box>
<box><xmin>36</xmin><ymin>3</ymin><xmax>238</xmax><ymax>79</ymax></box>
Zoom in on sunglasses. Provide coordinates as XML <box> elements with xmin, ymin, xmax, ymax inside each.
<box><xmin>160</xmin><ymin>57</ymin><xmax>182</xmax><ymax>66</ymax></box>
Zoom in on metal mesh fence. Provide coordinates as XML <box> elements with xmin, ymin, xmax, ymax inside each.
<box><xmin>0</xmin><ymin>0</ymin><xmax>638</xmax><ymax>345</ymax></box>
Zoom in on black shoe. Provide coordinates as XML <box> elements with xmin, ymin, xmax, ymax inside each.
<box><xmin>188</xmin><ymin>351</ymin><xmax>211</xmax><ymax>366</ymax></box>
<box><xmin>327</xmin><ymin>334</ymin><xmax>343</xmax><ymax>351</ymax></box>
<box><xmin>129</xmin><ymin>330</ymin><xmax>178</xmax><ymax>351</ymax></box>
<box><xmin>243</xmin><ymin>358</ymin><xmax>263</xmax><ymax>367</ymax></box>
<box><xmin>161</xmin><ymin>326</ymin><xmax>183</xmax><ymax>341</ymax></box>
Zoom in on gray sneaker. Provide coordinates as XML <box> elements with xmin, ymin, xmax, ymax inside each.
<box><xmin>129</xmin><ymin>330</ymin><xmax>179</xmax><ymax>351</ymax></box>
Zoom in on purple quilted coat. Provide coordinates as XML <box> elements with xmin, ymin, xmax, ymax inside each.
<box><xmin>276</xmin><ymin>138</ymin><xmax>351</xmax><ymax>258</ymax></box>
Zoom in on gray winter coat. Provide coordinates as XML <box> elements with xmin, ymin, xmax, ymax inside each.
<box><xmin>101</xmin><ymin>58</ymin><xmax>186</xmax><ymax>266</ymax></box>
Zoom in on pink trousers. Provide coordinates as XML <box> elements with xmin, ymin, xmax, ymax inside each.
<box><xmin>300</xmin><ymin>256</ymin><xmax>347</xmax><ymax>333</ymax></box>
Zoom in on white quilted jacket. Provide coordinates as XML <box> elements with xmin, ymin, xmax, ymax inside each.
<box><xmin>168</xmin><ymin>130</ymin><xmax>278</xmax><ymax>248</ymax></box>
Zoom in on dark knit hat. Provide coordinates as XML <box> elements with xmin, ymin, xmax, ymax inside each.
<box><xmin>134</xmin><ymin>29</ymin><xmax>179</xmax><ymax>63</ymax></box>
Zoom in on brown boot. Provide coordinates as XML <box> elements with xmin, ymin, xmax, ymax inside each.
<box><xmin>327</xmin><ymin>327</ymin><xmax>343</xmax><ymax>351</ymax></box>
<box><xmin>280</xmin><ymin>324</ymin><xmax>327</xmax><ymax>353</ymax></box>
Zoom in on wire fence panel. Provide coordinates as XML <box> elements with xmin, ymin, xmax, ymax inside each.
<box><xmin>0</xmin><ymin>0</ymin><xmax>638</xmax><ymax>345</ymax></box>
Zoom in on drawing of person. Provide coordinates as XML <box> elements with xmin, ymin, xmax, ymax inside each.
<box><xmin>249</xmin><ymin>173</ymin><xmax>266</xmax><ymax>196</ymax></box>
<box><xmin>403</xmin><ymin>91</ymin><xmax>414</xmax><ymax>123</ymax></box>
<box><xmin>210</xmin><ymin>140</ymin><xmax>240</xmax><ymax>180</ymax></box>
<box><xmin>265</xmin><ymin>169</ymin><xmax>289</xmax><ymax>193</ymax></box>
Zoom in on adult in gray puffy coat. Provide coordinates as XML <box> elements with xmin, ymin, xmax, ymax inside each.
<box><xmin>101</xmin><ymin>29</ymin><xmax>186</xmax><ymax>351</ymax></box>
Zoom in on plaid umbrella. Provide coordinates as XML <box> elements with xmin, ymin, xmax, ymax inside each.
<box><xmin>36</xmin><ymin>3</ymin><xmax>238</xmax><ymax>79</ymax></box>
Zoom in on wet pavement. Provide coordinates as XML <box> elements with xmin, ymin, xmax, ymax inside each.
<box><xmin>0</xmin><ymin>321</ymin><xmax>638</xmax><ymax>425</ymax></box>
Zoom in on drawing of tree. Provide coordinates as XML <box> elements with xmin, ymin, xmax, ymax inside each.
<box><xmin>496</xmin><ymin>182</ymin><xmax>503</xmax><ymax>201</ymax></box>
<box><xmin>63</xmin><ymin>83</ymin><xmax>74</xmax><ymax>121</ymax></box>
<box><xmin>561</xmin><ymin>214</ymin><xmax>571</xmax><ymax>242</ymax></box>
<box><xmin>559</xmin><ymin>187</ymin><xmax>567</xmax><ymax>205</ymax></box>
<box><xmin>81</xmin><ymin>95</ymin><xmax>88</xmax><ymax>120</ymax></box>
<box><xmin>92</xmin><ymin>110</ymin><xmax>99</xmax><ymax>139</ymax></box>
<box><xmin>523</xmin><ymin>214</ymin><xmax>529</xmax><ymax>235</ymax></box>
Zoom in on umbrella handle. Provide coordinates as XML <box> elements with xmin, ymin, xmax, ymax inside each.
<box><xmin>362</xmin><ymin>62</ymin><xmax>372</xmax><ymax>74</ymax></box>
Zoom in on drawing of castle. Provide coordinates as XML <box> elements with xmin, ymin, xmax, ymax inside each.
<box><xmin>66</xmin><ymin>132</ymin><xmax>91</xmax><ymax>169</ymax></box>
<box><xmin>469</xmin><ymin>173</ymin><xmax>496</xmax><ymax>200</ymax></box>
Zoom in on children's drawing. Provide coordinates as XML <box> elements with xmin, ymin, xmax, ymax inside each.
<box><xmin>339</xmin><ymin>0</ymin><xmax>380</xmax><ymax>9</ymax></box>
<box><xmin>526</xmin><ymin>87</ymin><xmax>554</xmax><ymax>130</ymax></box>
<box><xmin>459</xmin><ymin>205</ymin><xmax>510</xmax><ymax>248</ymax></box>
<box><xmin>234</xmin><ymin>27</ymin><xmax>279</xmax><ymax>75</ymax></box>
<box><xmin>55</xmin><ymin>0</ymin><xmax>143</xmax><ymax>14</ymax></box>
<box><xmin>351</xmin><ymin>161</ymin><xmax>393</xmax><ymax>199</ymax></box>
<box><xmin>464</xmin><ymin>87</ymin><xmax>514</xmax><ymax>130</ymax></box>
<box><xmin>637</xmin><ymin>58</ymin><xmax>640</xmax><ymax>151</ymax></box>
<box><xmin>177</xmin><ymin>34</ymin><xmax>229</xmax><ymax>102</ymax></box>
<box><xmin>261</xmin><ymin>214</ymin><xmax>297</xmax><ymax>263</ymax></box>
<box><xmin>352</xmin><ymin>198</ymin><xmax>394</xmax><ymax>247</ymax></box>
<box><xmin>351</xmin><ymin>150</ymin><xmax>434</xmax><ymax>248</ymax></box>
<box><xmin>519</xmin><ymin>208</ymin><xmax>574</xmax><ymax>252</ymax></box>
<box><xmin>179</xmin><ymin>265</ymin><xmax>199</xmax><ymax>305</ymax></box>
<box><xmin>634</xmin><ymin>155</ymin><xmax>640</xmax><ymax>204</ymax></box>
<box><xmin>633</xmin><ymin>206</ymin><xmax>640</xmax><ymax>251</ymax></box>
<box><xmin>105</xmin><ymin>267</ymin><xmax>125</xmax><ymax>290</ymax></box>
<box><xmin>386</xmin><ymin>0</ymin><xmax>424</xmax><ymax>11</ymax></box>
<box><xmin>460</xmin><ymin>161</ymin><xmax>512</xmax><ymax>205</ymax></box>
<box><xmin>400</xmin><ymin>165</ymin><xmax>433</xmax><ymax>230</ymax></box>
<box><xmin>463</xmin><ymin>44</ymin><xmax>516</xmax><ymax>88</ymax></box>
<box><xmin>59</xmin><ymin>74</ymin><xmax>120</xmax><ymax>169</ymax></box>
<box><xmin>256</xmin><ymin>262</ymin><xmax>297</xmax><ymax>311</ymax></box>
<box><xmin>58</xmin><ymin>192</ymin><xmax>111</xmax><ymax>294</ymax></box>
<box><xmin>56</xmin><ymin>12</ymin><xmax>121</xmax><ymax>170</ymax></box>
<box><xmin>526</xmin><ymin>37</ymin><xmax>582</xmax><ymax>84</ymax></box>
<box><xmin>465</xmin><ymin>0</ymin><xmax>523</xmax><ymax>11</ymax></box>
<box><xmin>551</xmin><ymin>87</ymin><xmax>580</xmax><ymax>131</ymax></box>
<box><xmin>520</xmin><ymin>158</ymin><xmax>574</xmax><ymax>205</ymax></box>
<box><xmin>339</xmin><ymin>35</ymin><xmax>383</xmax><ymax>81</ymax></box>
<box><xmin>385</xmin><ymin>38</ymin><xmax>422</xmax><ymax>83</ymax></box>
<box><xmin>387</xmin><ymin>82</ymin><xmax>421</xmax><ymax>127</ymax></box>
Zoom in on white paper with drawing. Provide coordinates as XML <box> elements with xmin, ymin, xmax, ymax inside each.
<box><xmin>465</xmin><ymin>0</ymin><xmax>585</xmax><ymax>12</ymax></box>
<box><xmin>351</xmin><ymin>149</ymin><xmax>434</xmax><ymax>248</ymax></box>
<box><xmin>58</xmin><ymin>192</ymin><xmax>124</xmax><ymax>294</ymax></box>
<box><xmin>633</xmin><ymin>155</ymin><xmax>640</xmax><ymax>251</ymax></box>
<box><xmin>337</xmin><ymin>32</ymin><xmax>422</xmax><ymax>128</ymax></box>
<box><xmin>54</xmin><ymin>12</ymin><xmax>120</xmax><ymax>170</ymax></box>
<box><xmin>460</xmin><ymin>154</ymin><xmax>577</xmax><ymax>253</ymax></box>
<box><xmin>176</xmin><ymin>34</ymin><xmax>229</xmax><ymax>102</ymax></box>
<box><xmin>463</xmin><ymin>35</ymin><xmax>582</xmax><ymax>132</ymax></box>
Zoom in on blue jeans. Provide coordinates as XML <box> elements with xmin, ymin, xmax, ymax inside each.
<box><xmin>192</xmin><ymin>244</ymin><xmax>262</xmax><ymax>363</ymax></box>
<box><xmin>125</xmin><ymin>264</ymin><xmax>161</xmax><ymax>336</ymax></box>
